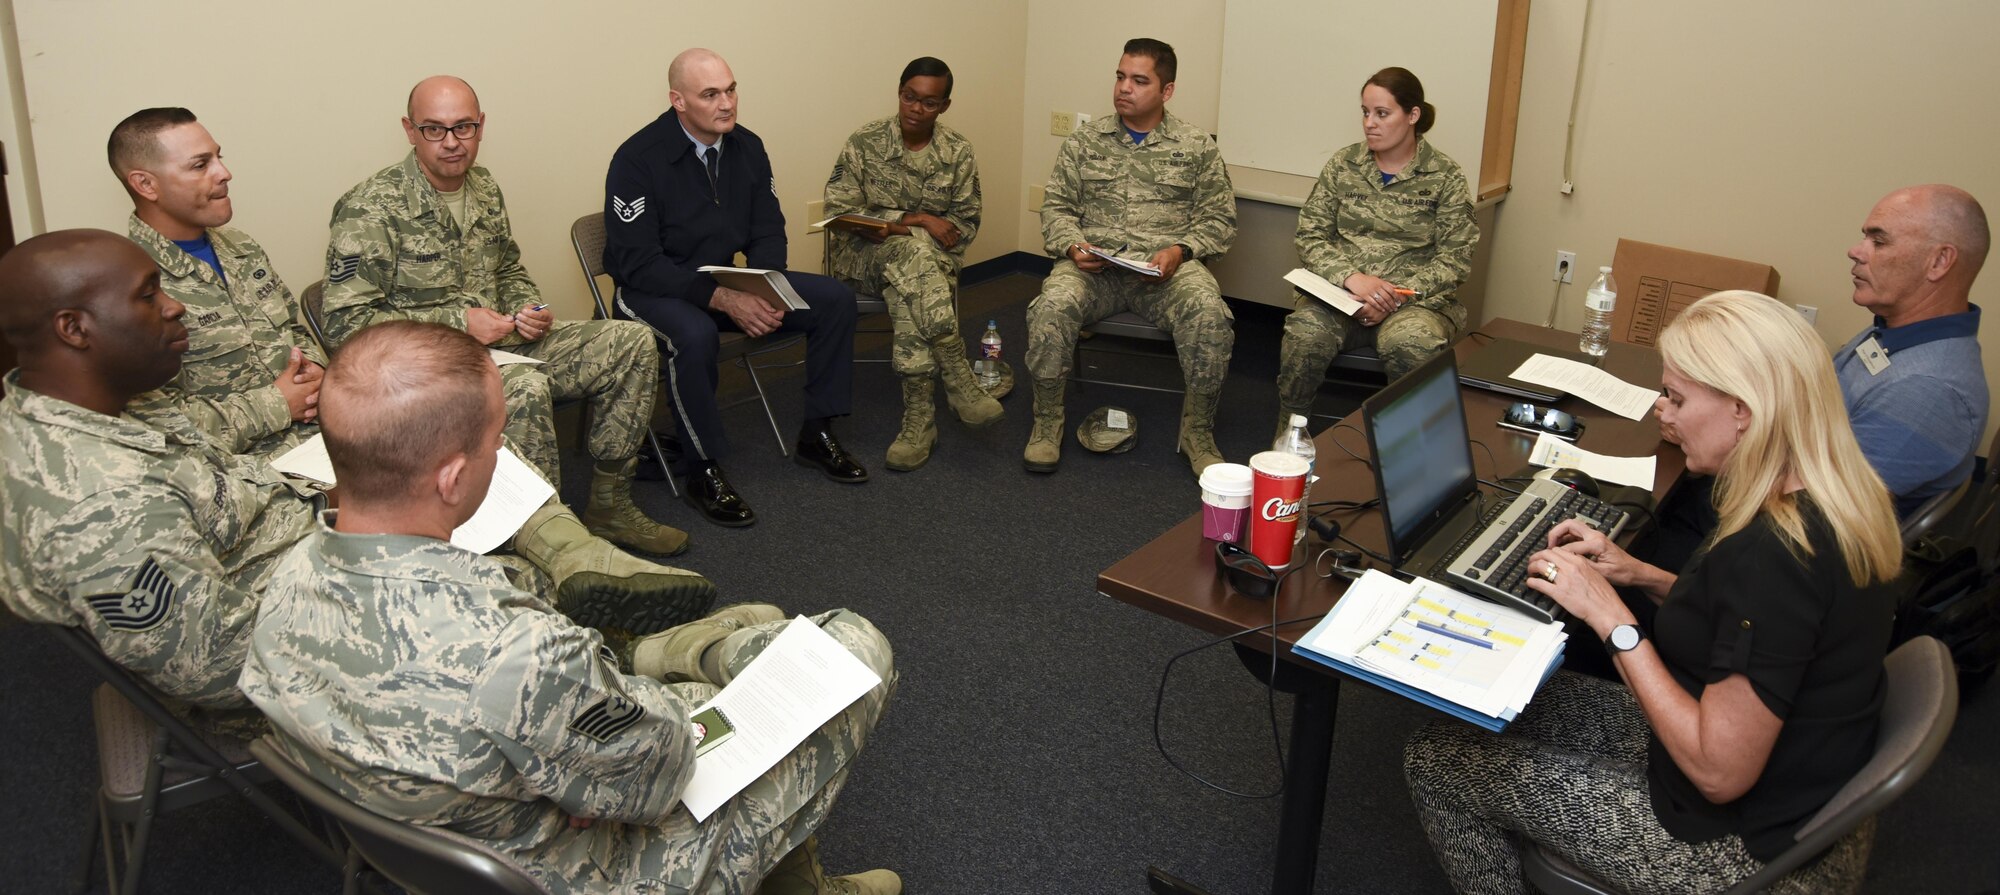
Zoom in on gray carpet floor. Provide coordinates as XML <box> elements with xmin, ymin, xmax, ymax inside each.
<box><xmin>2</xmin><ymin>273</ymin><xmax>1995</xmax><ymax>894</ymax></box>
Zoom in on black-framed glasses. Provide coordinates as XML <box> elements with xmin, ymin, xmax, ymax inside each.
<box><xmin>1504</xmin><ymin>403</ymin><xmax>1582</xmax><ymax>437</ymax></box>
<box><xmin>1215</xmin><ymin>541</ymin><xmax>1281</xmax><ymax>599</ymax></box>
<box><xmin>414</xmin><ymin>122</ymin><xmax>482</xmax><ymax>142</ymax></box>
<box><xmin>898</xmin><ymin>91</ymin><xmax>945</xmax><ymax>113</ymax></box>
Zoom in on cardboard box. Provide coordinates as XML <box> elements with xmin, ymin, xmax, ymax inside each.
<box><xmin>1607</xmin><ymin>239</ymin><xmax>1781</xmax><ymax>346</ymax></box>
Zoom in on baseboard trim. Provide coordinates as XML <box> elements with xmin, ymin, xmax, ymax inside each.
<box><xmin>963</xmin><ymin>251</ymin><xmax>1053</xmax><ymax>286</ymax></box>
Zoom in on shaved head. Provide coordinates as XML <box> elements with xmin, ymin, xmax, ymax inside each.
<box><xmin>0</xmin><ymin>229</ymin><xmax>154</xmax><ymax>354</ymax></box>
<box><xmin>407</xmin><ymin>75</ymin><xmax>480</xmax><ymax>119</ymax></box>
<box><xmin>320</xmin><ymin>321</ymin><xmax>502</xmax><ymax>505</ymax></box>
<box><xmin>668</xmin><ymin>48</ymin><xmax>725</xmax><ymax>93</ymax></box>
<box><xmin>0</xmin><ymin>229</ymin><xmax>186</xmax><ymax>411</ymax></box>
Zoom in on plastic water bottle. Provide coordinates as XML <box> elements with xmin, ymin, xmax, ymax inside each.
<box><xmin>1273</xmin><ymin>414</ymin><xmax>1317</xmax><ymax>545</ymax></box>
<box><xmin>1579</xmin><ymin>266</ymin><xmax>1617</xmax><ymax>357</ymax></box>
<box><xmin>976</xmin><ymin>320</ymin><xmax>1003</xmax><ymax>388</ymax></box>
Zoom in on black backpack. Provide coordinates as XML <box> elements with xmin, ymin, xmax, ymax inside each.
<box><xmin>1892</xmin><ymin>457</ymin><xmax>2000</xmax><ymax>690</ymax></box>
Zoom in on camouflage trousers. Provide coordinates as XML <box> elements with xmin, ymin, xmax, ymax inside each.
<box><xmin>835</xmin><ymin>234</ymin><xmax>962</xmax><ymax>377</ymax></box>
<box><xmin>522</xmin><ymin>609</ymin><xmax>895</xmax><ymax>895</ymax></box>
<box><xmin>499</xmin><ymin>318</ymin><xmax>660</xmax><ymax>485</ymax></box>
<box><xmin>1024</xmin><ymin>259</ymin><xmax>1235</xmax><ymax>392</ymax></box>
<box><xmin>1276</xmin><ymin>296</ymin><xmax>1465</xmax><ymax>409</ymax></box>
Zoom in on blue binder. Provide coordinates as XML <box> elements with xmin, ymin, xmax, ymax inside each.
<box><xmin>1290</xmin><ymin>616</ymin><xmax>1566</xmax><ymax>733</ymax></box>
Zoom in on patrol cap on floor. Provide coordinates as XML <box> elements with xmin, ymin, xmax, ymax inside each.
<box><xmin>1077</xmin><ymin>406</ymin><xmax>1138</xmax><ymax>453</ymax></box>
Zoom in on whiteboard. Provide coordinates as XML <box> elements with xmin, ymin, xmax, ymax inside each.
<box><xmin>1218</xmin><ymin>0</ymin><xmax>1496</xmax><ymax>181</ymax></box>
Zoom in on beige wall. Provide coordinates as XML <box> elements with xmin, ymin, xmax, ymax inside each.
<box><xmin>1484</xmin><ymin>0</ymin><xmax>2000</xmax><ymax>439</ymax></box>
<box><xmin>9</xmin><ymin>0</ymin><xmax>1999</xmax><ymax>447</ymax></box>
<box><xmin>1015</xmin><ymin>0</ymin><xmax>1224</xmax><ymax>253</ymax></box>
<box><xmin>11</xmin><ymin>0</ymin><xmax>1027</xmax><ymax>320</ymax></box>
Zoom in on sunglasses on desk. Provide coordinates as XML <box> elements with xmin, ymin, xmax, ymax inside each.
<box><xmin>1215</xmin><ymin>540</ymin><xmax>1282</xmax><ymax>599</ymax></box>
<box><xmin>1500</xmin><ymin>402</ymin><xmax>1584</xmax><ymax>440</ymax></box>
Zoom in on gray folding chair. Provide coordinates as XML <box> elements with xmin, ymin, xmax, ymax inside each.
<box><xmin>52</xmin><ymin>626</ymin><xmax>342</xmax><ymax>894</ymax></box>
<box><xmin>820</xmin><ymin>234</ymin><xmax>890</xmax><ymax>362</ymax></box>
<box><xmin>1522</xmin><ymin>635</ymin><xmax>1960</xmax><ymax>895</ymax></box>
<box><xmin>300</xmin><ymin>279</ymin><xmax>330</xmax><ymax>352</ymax></box>
<box><xmin>1072</xmin><ymin>310</ymin><xmax>1183</xmax><ymax>394</ymax></box>
<box><xmin>570</xmin><ymin>212</ymin><xmax>801</xmax><ymax>460</ymax></box>
<box><xmin>249</xmin><ymin>739</ymin><xmax>551</xmax><ymax>895</ymax></box>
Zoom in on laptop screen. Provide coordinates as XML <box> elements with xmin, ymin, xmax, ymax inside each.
<box><xmin>1362</xmin><ymin>350</ymin><xmax>1478</xmax><ymax>560</ymax></box>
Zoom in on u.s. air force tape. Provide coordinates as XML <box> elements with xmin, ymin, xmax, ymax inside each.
<box><xmin>327</xmin><ymin>255</ymin><xmax>361</xmax><ymax>284</ymax></box>
<box><xmin>85</xmin><ymin>557</ymin><xmax>178</xmax><ymax>632</ymax></box>
<box><xmin>569</xmin><ymin>694</ymin><xmax>645</xmax><ymax>742</ymax></box>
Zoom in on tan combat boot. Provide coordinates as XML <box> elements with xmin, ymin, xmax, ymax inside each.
<box><xmin>583</xmin><ymin>457</ymin><xmax>690</xmax><ymax>556</ymax></box>
<box><xmin>884</xmin><ymin>376</ymin><xmax>938</xmax><ymax>472</ymax></box>
<box><xmin>1178</xmin><ymin>387</ymin><xmax>1226</xmax><ymax>477</ymax></box>
<box><xmin>1022</xmin><ymin>377</ymin><xmax>1065</xmax><ymax>473</ymax></box>
<box><xmin>621</xmin><ymin>603</ymin><xmax>786</xmax><ymax>675</ymax></box>
<box><xmin>756</xmin><ymin>835</ymin><xmax>902</xmax><ymax>895</ymax></box>
<box><xmin>516</xmin><ymin>503</ymin><xmax>716</xmax><ymax>636</ymax></box>
<box><xmin>934</xmin><ymin>332</ymin><xmax>1005</xmax><ymax>428</ymax></box>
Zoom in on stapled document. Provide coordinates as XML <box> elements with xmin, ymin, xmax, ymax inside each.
<box><xmin>1507</xmin><ymin>354</ymin><xmax>1658</xmax><ymax>420</ymax></box>
<box><xmin>270</xmin><ymin>437</ymin><xmax>554</xmax><ymax>553</ymax></box>
<box><xmin>1283</xmin><ymin>268</ymin><xmax>1364</xmax><ymax>316</ymax></box>
<box><xmin>489</xmin><ymin>349</ymin><xmax>544</xmax><ymax>366</ymax></box>
<box><xmin>679</xmin><ymin>616</ymin><xmax>884</xmax><ymax>821</ymax></box>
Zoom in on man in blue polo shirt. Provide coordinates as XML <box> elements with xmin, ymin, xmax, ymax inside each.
<box><xmin>1837</xmin><ymin>184</ymin><xmax>1989</xmax><ymax>517</ymax></box>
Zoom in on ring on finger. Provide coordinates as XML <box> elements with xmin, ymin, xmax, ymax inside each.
<box><xmin>1542</xmin><ymin>561</ymin><xmax>1560</xmax><ymax>583</ymax></box>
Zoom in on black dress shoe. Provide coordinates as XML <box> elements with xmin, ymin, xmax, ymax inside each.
<box><xmin>795</xmin><ymin>427</ymin><xmax>869</xmax><ymax>483</ymax></box>
<box><xmin>684</xmin><ymin>463</ymin><xmax>756</xmax><ymax>527</ymax></box>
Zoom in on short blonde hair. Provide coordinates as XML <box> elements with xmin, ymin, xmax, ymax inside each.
<box><xmin>1660</xmin><ymin>290</ymin><xmax>1901</xmax><ymax>585</ymax></box>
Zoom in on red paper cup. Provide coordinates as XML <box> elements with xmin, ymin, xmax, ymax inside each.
<box><xmin>1248</xmin><ymin>451</ymin><xmax>1310</xmax><ymax>570</ymax></box>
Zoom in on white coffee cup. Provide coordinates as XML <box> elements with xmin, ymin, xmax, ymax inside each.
<box><xmin>1199</xmin><ymin>463</ymin><xmax>1254</xmax><ymax>542</ymax></box>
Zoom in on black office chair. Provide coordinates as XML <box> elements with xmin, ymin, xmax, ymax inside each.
<box><xmin>1521</xmin><ymin>635</ymin><xmax>1960</xmax><ymax>895</ymax></box>
<box><xmin>249</xmin><ymin>738</ymin><xmax>552</xmax><ymax>895</ymax></box>
<box><xmin>570</xmin><ymin>212</ymin><xmax>802</xmax><ymax>461</ymax></box>
<box><xmin>50</xmin><ymin>626</ymin><xmax>342</xmax><ymax>894</ymax></box>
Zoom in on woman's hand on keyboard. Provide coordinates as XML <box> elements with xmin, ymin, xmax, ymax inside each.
<box><xmin>1524</xmin><ymin>549</ymin><xmax>1630</xmax><ymax>639</ymax></box>
<box><xmin>1546</xmin><ymin>519</ymin><xmax>1676</xmax><ymax>600</ymax></box>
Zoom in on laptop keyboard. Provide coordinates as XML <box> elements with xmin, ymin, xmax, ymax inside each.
<box><xmin>1436</xmin><ymin>479</ymin><xmax>1629</xmax><ymax>622</ymax></box>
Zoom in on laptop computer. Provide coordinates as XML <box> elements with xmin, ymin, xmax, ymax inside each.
<box><xmin>1456</xmin><ymin>336</ymin><xmax>1598</xmax><ymax>403</ymax></box>
<box><xmin>1360</xmin><ymin>350</ymin><xmax>1627</xmax><ymax>621</ymax></box>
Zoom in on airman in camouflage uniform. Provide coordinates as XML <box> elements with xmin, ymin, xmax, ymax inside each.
<box><xmin>1027</xmin><ymin>39</ymin><xmax>1237</xmax><ymax>477</ymax></box>
<box><xmin>325</xmin><ymin>76</ymin><xmax>683</xmax><ymax>557</ymax></box>
<box><xmin>826</xmin><ymin>58</ymin><xmax>1003</xmax><ymax>472</ymax></box>
<box><xmin>0</xmin><ymin>230</ymin><xmax>323</xmax><ymax>737</ymax></box>
<box><xmin>244</xmin><ymin>319</ymin><xmax>896</xmax><ymax>895</ymax></box>
<box><xmin>105</xmin><ymin>110</ymin><xmax>693</xmax><ymax>612</ymax></box>
<box><xmin>245</xmin><ymin>533</ymin><xmax>895</xmax><ymax>895</ymax></box>
<box><xmin>125</xmin><ymin>215</ymin><xmax>322</xmax><ymax>458</ymax></box>
<box><xmin>1276</xmin><ymin>138</ymin><xmax>1478</xmax><ymax>423</ymax></box>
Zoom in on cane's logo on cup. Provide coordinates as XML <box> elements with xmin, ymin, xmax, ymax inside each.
<box><xmin>1261</xmin><ymin>496</ymin><xmax>1302</xmax><ymax>522</ymax></box>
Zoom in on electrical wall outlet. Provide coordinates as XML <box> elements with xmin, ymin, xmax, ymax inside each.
<box><xmin>1050</xmin><ymin>111</ymin><xmax>1074</xmax><ymax>137</ymax></box>
<box><xmin>805</xmin><ymin>200</ymin><xmax>824</xmax><ymax>225</ymax></box>
<box><xmin>1794</xmin><ymin>304</ymin><xmax>1818</xmax><ymax>325</ymax></box>
<box><xmin>1553</xmin><ymin>250</ymin><xmax>1577</xmax><ymax>283</ymax></box>
<box><xmin>1074</xmin><ymin>111</ymin><xmax>1092</xmax><ymax>131</ymax></box>
<box><xmin>1028</xmin><ymin>184</ymin><xmax>1045</xmax><ymax>211</ymax></box>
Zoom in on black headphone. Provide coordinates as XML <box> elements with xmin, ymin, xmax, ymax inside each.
<box><xmin>1306</xmin><ymin>517</ymin><xmax>1368</xmax><ymax>580</ymax></box>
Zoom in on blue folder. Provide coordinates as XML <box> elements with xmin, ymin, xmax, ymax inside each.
<box><xmin>1290</xmin><ymin>616</ymin><xmax>1565</xmax><ymax>733</ymax></box>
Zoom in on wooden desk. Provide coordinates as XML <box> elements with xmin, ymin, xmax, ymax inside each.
<box><xmin>1103</xmin><ymin>318</ymin><xmax>1684</xmax><ymax>895</ymax></box>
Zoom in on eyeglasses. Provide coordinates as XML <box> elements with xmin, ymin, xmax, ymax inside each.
<box><xmin>1505</xmin><ymin>403</ymin><xmax>1583</xmax><ymax>437</ymax></box>
<box><xmin>898</xmin><ymin>91</ymin><xmax>945</xmax><ymax>113</ymax></box>
<box><xmin>1215</xmin><ymin>541</ymin><xmax>1281</xmax><ymax>599</ymax></box>
<box><xmin>414</xmin><ymin>122</ymin><xmax>482</xmax><ymax>142</ymax></box>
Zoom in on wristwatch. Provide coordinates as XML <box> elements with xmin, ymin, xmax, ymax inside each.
<box><xmin>1604</xmin><ymin>623</ymin><xmax>1646</xmax><ymax>654</ymax></box>
<box><xmin>1174</xmin><ymin>243</ymin><xmax>1193</xmax><ymax>263</ymax></box>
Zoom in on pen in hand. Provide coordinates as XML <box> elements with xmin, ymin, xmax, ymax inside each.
<box><xmin>512</xmin><ymin>303</ymin><xmax>548</xmax><ymax>321</ymax></box>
